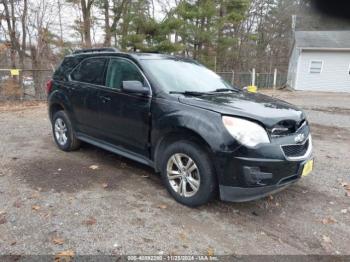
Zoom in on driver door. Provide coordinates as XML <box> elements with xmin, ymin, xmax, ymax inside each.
<box><xmin>97</xmin><ymin>58</ymin><xmax>152</xmax><ymax>157</ymax></box>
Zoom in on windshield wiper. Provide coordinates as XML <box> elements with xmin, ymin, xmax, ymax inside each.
<box><xmin>210</xmin><ymin>88</ymin><xmax>240</xmax><ymax>93</ymax></box>
<box><xmin>169</xmin><ymin>91</ymin><xmax>208</xmax><ymax>96</ymax></box>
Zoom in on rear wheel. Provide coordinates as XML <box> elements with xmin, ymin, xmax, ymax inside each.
<box><xmin>52</xmin><ymin>111</ymin><xmax>81</xmax><ymax>151</ymax></box>
<box><xmin>160</xmin><ymin>140</ymin><xmax>217</xmax><ymax>207</ymax></box>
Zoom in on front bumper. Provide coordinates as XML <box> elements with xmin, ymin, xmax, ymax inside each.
<box><xmin>216</xmin><ymin>133</ymin><xmax>313</xmax><ymax>202</ymax></box>
<box><xmin>220</xmin><ymin>183</ymin><xmax>295</xmax><ymax>202</ymax></box>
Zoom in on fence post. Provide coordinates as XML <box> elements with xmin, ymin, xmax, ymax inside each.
<box><xmin>251</xmin><ymin>68</ymin><xmax>256</xmax><ymax>86</ymax></box>
<box><xmin>273</xmin><ymin>68</ymin><xmax>277</xmax><ymax>90</ymax></box>
<box><xmin>231</xmin><ymin>70</ymin><xmax>235</xmax><ymax>85</ymax></box>
<box><xmin>214</xmin><ymin>56</ymin><xmax>217</xmax><ymax>72</ymax></box>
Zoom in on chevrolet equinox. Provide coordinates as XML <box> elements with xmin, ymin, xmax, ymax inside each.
<box><xmin>47</xmin><ymin>48</ymin><xmax>313</xmax><ymax>207</ymax></box>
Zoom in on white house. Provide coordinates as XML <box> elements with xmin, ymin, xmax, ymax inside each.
<box><xmin>287</xmin><ymin>31</ymin><xmax>350</xmax><ymax>93</ymax></box>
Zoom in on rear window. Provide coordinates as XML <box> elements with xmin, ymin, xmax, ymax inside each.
<box><xmin>53</xmin><ymin>56</ymin><xmax>83</xmax><ymax>81</ymax></box>
<box><xmin>70</xmin><ymin>57</ymin><xmax>107</xmax><ymax>85</ymax></box>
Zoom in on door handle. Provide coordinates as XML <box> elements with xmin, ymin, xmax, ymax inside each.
<box><xmin>100</xmin><ymin>95</ymin><xmax>111</xmax><ymax>103</ymax></box>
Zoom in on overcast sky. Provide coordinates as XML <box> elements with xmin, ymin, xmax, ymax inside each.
<box><xmin>0</xmin><ymin>0</ymin><xmax>176</xmax><ymax>45</ymax></box>
<box><xmin>52</xmin><ymin>0</ymin><xmax>175</xmax><ymax>44</ymax></box>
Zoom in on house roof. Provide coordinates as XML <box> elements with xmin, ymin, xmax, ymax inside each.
<box><xmin>295</xmin><ymin>31</ymin><xmax>350</xmax><ymax>49</ymax></box>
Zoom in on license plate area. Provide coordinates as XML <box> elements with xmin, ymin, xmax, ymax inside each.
<box><xmin>302</xmin><ymin>159</ymin><xmax>314</xmax><ymax>177</ymax></box>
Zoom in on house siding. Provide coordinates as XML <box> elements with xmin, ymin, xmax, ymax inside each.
<box><xmin>295</xmin><ymin>50</ymin><xmax>350</xmax><ymax>92</ymax></box>
<box><xmin>287</xmin><ymin>47</ymin><xmax>300</xmax><ymax>88</ymax></box>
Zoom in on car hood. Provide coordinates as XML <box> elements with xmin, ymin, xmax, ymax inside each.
<box><xmin>178</xmin><ymin>91</ymin><xmax>305</xmax><ymax>128</ymax></box>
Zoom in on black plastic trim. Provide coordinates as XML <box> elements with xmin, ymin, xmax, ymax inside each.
<box><xmin>76</xmin><ymin>133</ymin><xmax>154</xmax><ymax>167</ymax></box>
<box><xmin>219</xmin><ymin>179</ymin><xmax>299</xmax><ymax>202</ymax></box>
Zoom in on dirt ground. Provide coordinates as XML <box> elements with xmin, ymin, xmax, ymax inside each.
<box><xmin>0</xmin><ymin>90</ymin><xmax>349</xmax><ymax>256</ymax></box>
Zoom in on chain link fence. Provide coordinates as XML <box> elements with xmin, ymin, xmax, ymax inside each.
<box><xmin>1</xmin><ymin>68</ymin><xmax>288</xmax><ymax>101</ymax></box>
<box><xmin>217</xmin><ymin>71</ymin><xmax>287</xmax><ymax>89</ymax></box>
<box><xmin>0</xmin><ymin>69</ymin><xmax>53</xmax><ymax>101</ymax></box>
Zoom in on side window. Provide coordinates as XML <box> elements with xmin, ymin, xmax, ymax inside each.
<box><xmin>71</xmin><ymin>57</ymin><xmax>107</xmax><ymax>85</ymax></box>
<box><xmin>54</xmin><ymin>57</ymin><xmax>82</xmax><ymax>81</ymax></box>
<box><xmin>106</xmin><ymin>58</ymin><xmax>145</xmax><ymax>89</ymax></box>
<box><xmin>309</xmin><ymin>60</ymin><xmax>323</xmax><ymax>74</ymax></box>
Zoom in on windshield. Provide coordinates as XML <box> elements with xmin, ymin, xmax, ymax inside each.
<box><xmin>141</xmin><ymin>59</ymin><xmax>236</xmax><ymax>93</ymax></box>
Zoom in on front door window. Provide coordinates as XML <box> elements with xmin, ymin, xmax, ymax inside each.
<box><xmin>106</xmin><ymin>59</ymin><xmax>145</xmax><ymax>90</ymax></box>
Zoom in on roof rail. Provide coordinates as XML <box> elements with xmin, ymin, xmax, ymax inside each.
<box><xmin>72</xmin><ymin>47</ymin><xmax>120</xmax><ymax>54</ymax></box>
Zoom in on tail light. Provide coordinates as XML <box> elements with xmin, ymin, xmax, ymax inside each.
<box><xmin>45</xmin><ymin>79</ymin><xmax>53</xmax><ymax>94</ymax></box>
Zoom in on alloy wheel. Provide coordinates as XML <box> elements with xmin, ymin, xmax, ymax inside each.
<box><xmin>54</xmin><ymin>118</ymin><xmax>68</xmax><ymax>146</ymax></box>
<box><xmin>166</xmin><ymin>153</ymin><xmax>200</xmax><ymax>198</ymax></box>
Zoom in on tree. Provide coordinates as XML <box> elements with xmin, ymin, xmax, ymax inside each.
<box><xmin>172</xmin><ymin>0</ymin><xmax>249</xmax><ymax>70</ymax></box>
<box><xmin>1</xmin><ymin>0</ymin><xmax>28</xmax><ymax>68</ymax></box>
<box><xmin>99</xmin><ymin>0</ymin><xmax>128</xmax><ymax>46</ymax></box>
<box><xmin>66</xmin><ymin>0</ymin><xmax>94</xmax><ymax>47</ymax></box>
<box><xmin>80</xmin><ymin>0</ymin><xmax>94</xmax><ymax>47</ymax></box>
<box><xmin>117</xmin><ymin>0</ymin><xmax>180</xmax><ymax>53</ymax></box>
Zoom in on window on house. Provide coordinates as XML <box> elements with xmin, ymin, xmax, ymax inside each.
<box><xmin>309</xmin><ymin>61</ymin><xmax>323</xmax><ymax>74</ymax></box>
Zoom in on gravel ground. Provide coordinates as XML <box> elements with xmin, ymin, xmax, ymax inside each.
<box><xmin>0</xmin><ymin>91</ymin><xmax>349</xmax><ymax>256</ymax></box>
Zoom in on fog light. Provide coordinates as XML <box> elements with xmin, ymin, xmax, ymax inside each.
<box><xmin>243</xmin><ymin>166</ymin><xmax>273</xmax><ymax>186</ymax></box>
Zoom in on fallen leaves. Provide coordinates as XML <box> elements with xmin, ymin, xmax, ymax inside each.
<box><xmin>89</xmin><ymin>165</ymin><xmax>99</xmax><ymax>170</ymax></box>
<box><xmin>207</xmin><ymin>247</ymin><xmax>214</xmax><ymax>256</ymax></box>
<box><xmin>32</xmin><ymin>205</ymin><xmax>41</xmax><ymax>211</ymax></box>
<box><xmin>322</xmin><ymin>235</ymin><xmax>332</xmax><ymax>243</ymax></box>
<box><xmin>0</xmin><ymin>213</ymin><xmax>7</xmax><ymax>224</ymax></box>
<box><xmin>157</xmin><ymin>204</ymin><xmax>167</xmax><ymax>209</ymax></box>
<box><xmin>13</xmin><ymin>200</ymin><xmax>22</xmax><ymax>208</ymax></box>
<box><xmin>179</xmin><ymin>232</ymin><xmax>187</xmax><ymax>241</ymax></box>
<box><xmin>340</xmin><ymin>181</ymin><xmax>350</xmax><ymax>197</ymax></box>
<box><xmin>83</xmin><ymin>217</ymin><xmax>96</xmax><ymax>226</ymax></box>
<box><xmin>321</xmin><ymin>217</ymin><xmax>337</xmax><ymax>225</ymax></box>
<box><xmin>55</xmin><ymin>250</ymin><xmax>75</xmax><ymax>261</ymax></box>
<box><xmin>340</xmin><ymin>182</ymin><xmax>348</xmax><ymax>187</ymax></box>
<box><xmin>29</xmin><ymin>192</ymin><xmax>40</xmax><ymax>200</ymax></box>
<box><xmin>52</xmin><ymin>237</ymin><xmax>65</xmax><ymax>245</ymax></box>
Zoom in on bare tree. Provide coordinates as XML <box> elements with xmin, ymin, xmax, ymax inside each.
<box><xmin>100</xmin><ymin>0</ymin><xmax>128</xmax><ymax>46</ymax></box>
<box><xmin>80</xmin><ymin>0</ymin><xmax>94</xmax><ymax>47</ymax></box>
<box><xmin>1</xmin><ymin>0</ymin><xmax>28</xmax><ymax>68</ymax></box>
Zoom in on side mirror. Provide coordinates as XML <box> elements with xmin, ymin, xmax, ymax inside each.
<box><xmin>122</xmin><ymin>81</ymin><xmax>150</xmax><ymax>95</ymax></box>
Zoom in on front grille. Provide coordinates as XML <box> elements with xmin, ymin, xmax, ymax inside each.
<box><xmin>282</xmin><ymin>139</ymin><xmax>309</xmax><ymax>158</ymax></box>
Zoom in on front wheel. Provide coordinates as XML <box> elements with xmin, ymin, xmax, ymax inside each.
<box><xmin>160</xmin><ymin>140</ymin><xmax>217</xmax><ymax>207</ymax></box>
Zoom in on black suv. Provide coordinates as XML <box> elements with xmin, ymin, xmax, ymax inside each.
<box><xmin>47</xmin><ymin>48</ymin><xmax>313</xmax><ymax>207</ymax></box>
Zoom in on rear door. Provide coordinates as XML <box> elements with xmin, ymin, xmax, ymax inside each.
<box><xmin>68</xmin><ymin>57</ymin><xmax>108</xmax><ymax>136</ymax></box>
<box><xmin>97</xmin><ymin>57</ymin><xmax>152</xmax><ymax>157</ymax></box>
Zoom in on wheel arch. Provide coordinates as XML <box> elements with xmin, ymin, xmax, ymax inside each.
<box><xmin>48</xmin><ymin>89</ymin><xmax>75</xmax><ymax>123</ymax></box>
<box><xmin>153</xmin><ymin>127</ymin><xmax>214</xmax><ymax>173</ymax></box>
<box><xmin>49</xmin><ymin>103</ymin><xmax>65</xmax><ymax>121</ymax></box>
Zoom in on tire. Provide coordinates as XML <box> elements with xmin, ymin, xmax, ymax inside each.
<box><xmin>160</xmin><ymin>140</ymin><xmax>217</xmax><ymax>207</ymax></box>
<box><xmin>52</xmin><ymin>110</ymin><xmax>81</xmax><ymax>151</ymax></box>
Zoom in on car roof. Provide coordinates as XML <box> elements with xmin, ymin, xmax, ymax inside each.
<box><xmin>66</xmin><ymin>49</ymin><xmax>194</xmax><ymax>63</ymax></box>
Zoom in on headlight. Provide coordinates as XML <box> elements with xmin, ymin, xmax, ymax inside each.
<box><xmin>222</xmin><ymin>116</ymin><xmax>270</xmax><ymax>148</ymax></box>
